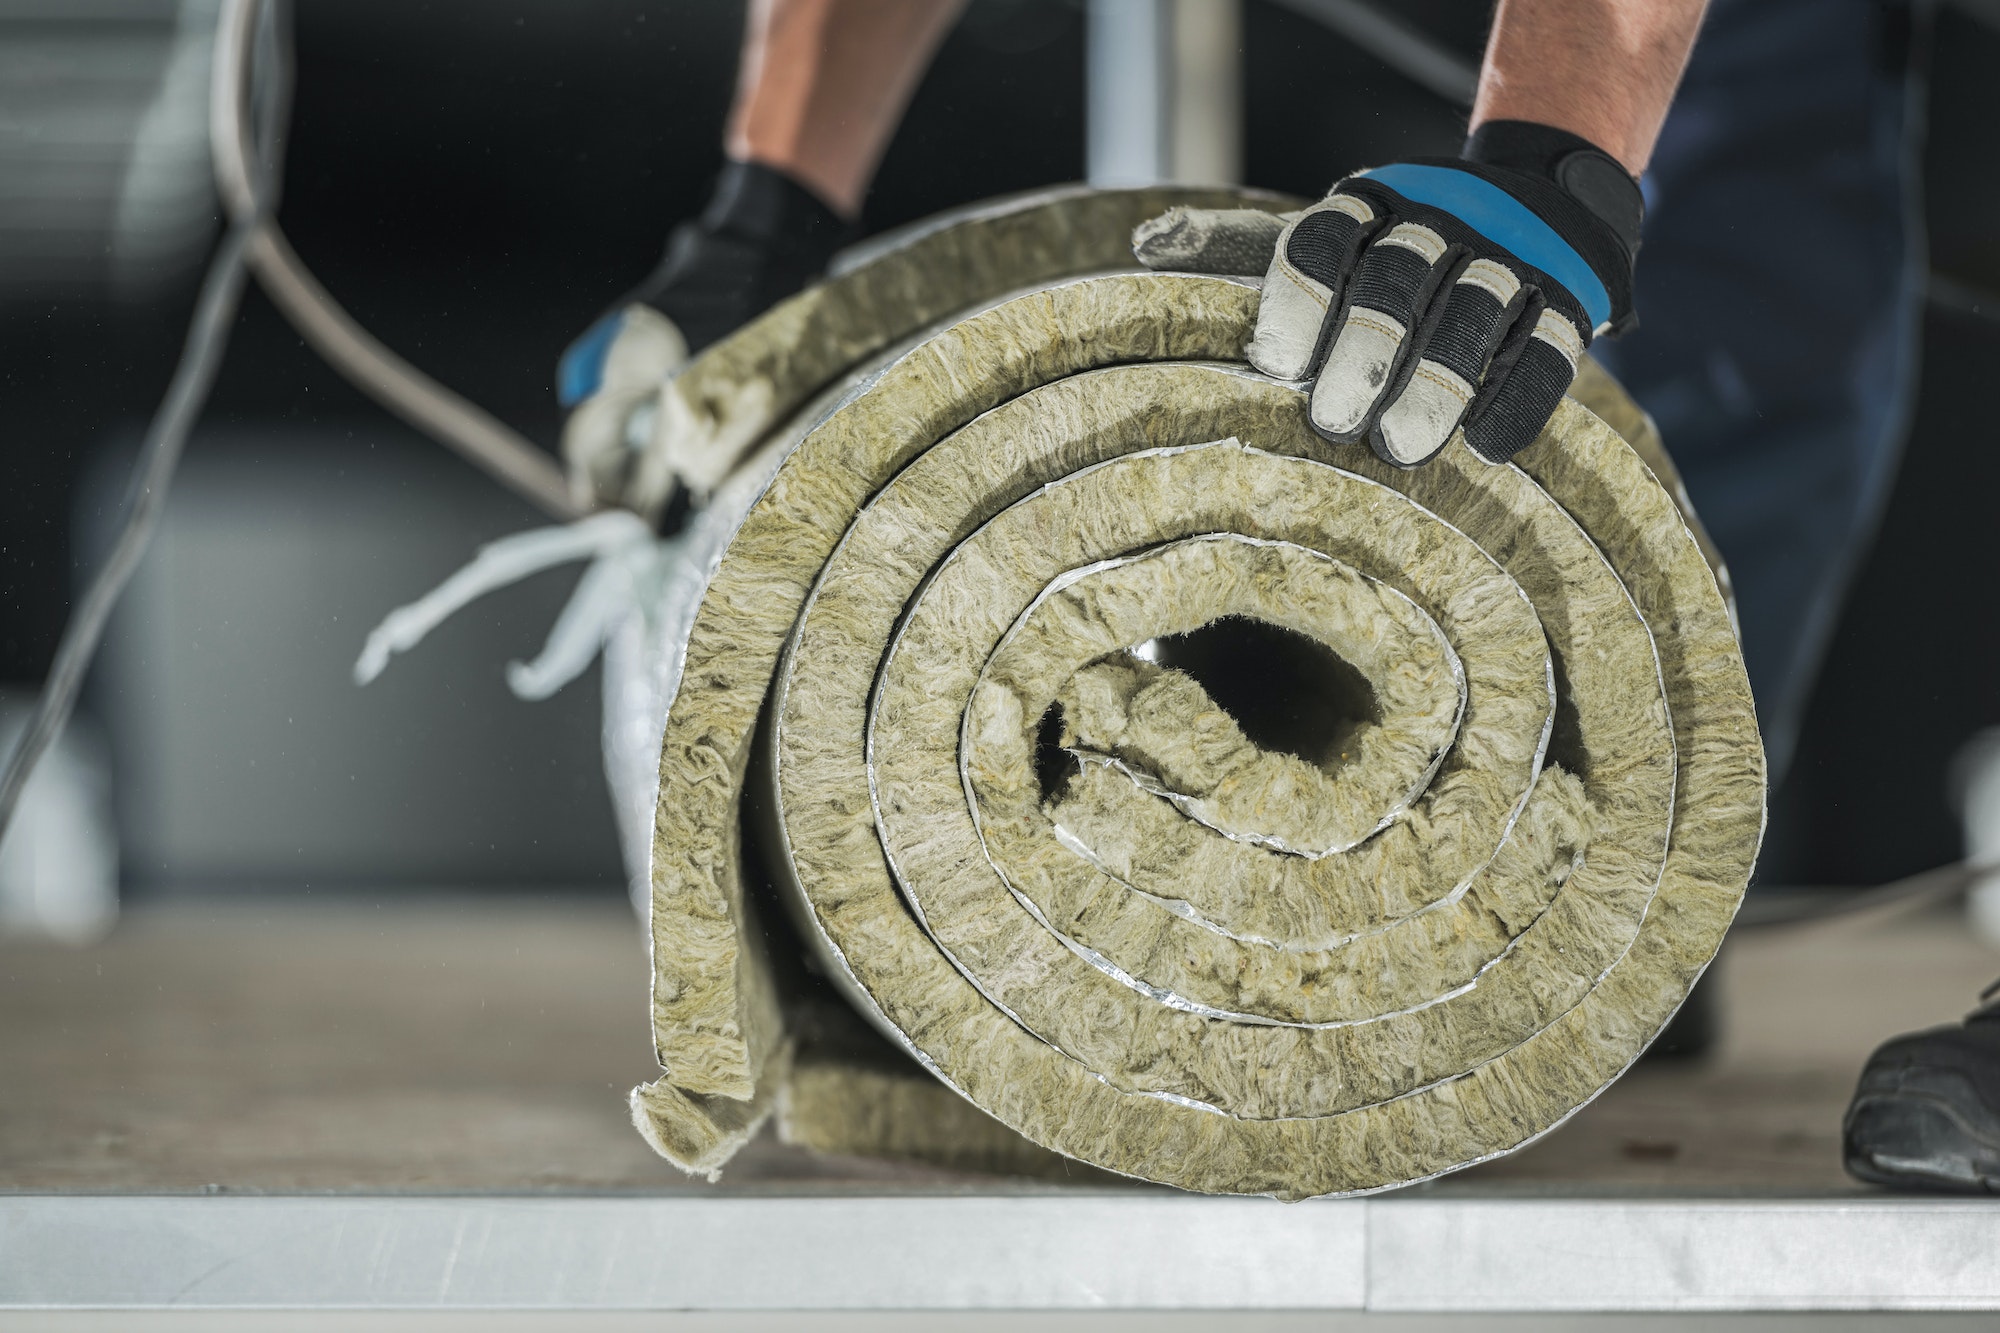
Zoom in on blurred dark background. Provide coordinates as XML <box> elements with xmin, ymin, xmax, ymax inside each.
<box><xmin>1</xmin><ymin>0</ymin><xmax>1996</xmax><ymax>896</ymax></box>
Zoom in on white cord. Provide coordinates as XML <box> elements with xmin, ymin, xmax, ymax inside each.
<box><xmin>0</xmin><ymin>186</ymin><xmax>264</xmax><ymax>843</ymax></box>
<box><xmin>211</xmin><ymin>0</ymin><xmax>582</xmax><ymax>522</ymax></box>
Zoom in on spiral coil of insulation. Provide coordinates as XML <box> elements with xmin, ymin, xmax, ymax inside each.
<box><xmin>630</xmin><ymin>187</ymin><xmax>1764</xmax><ymax>1198</ymax></box>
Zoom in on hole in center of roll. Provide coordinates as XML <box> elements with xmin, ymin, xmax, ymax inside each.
<box><xmin>1033</xmin><ymin>702</ymin><xmax>1076</xmax><ymax>802</ymax></box>
<box><xmin>1135</xmin><ymin>617</ymin><xmax>1381</xmax><ymax>772</ymax></box>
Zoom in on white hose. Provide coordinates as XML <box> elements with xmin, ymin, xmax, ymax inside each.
<box><xmin>211</xmin><ymin>0</ymin><xmax>582</xmax><ymax>522</ymax></box>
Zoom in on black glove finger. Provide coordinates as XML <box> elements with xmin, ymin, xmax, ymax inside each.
<box><xmin>1308</xmin><ymin>222</ymin><xmax>1459</xmax><ymax>443</ymax></box>
<box><xmin>1247</xmin><ymin>194</ymin><xmax>1380</xmax><ymax>381</ymax></box>
<box><xmin>1371</xmin><ymin>257</ymin><xmax>1527</xmax><ymax>467</ymax></box>
<box><xmin>1461</xmin><ymin>304</ymin><xmax>1586</xmax><ymax>466</ymax></box>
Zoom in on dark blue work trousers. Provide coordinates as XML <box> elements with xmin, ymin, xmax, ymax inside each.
<box><xmin>1592</xmin><ymin>0</ymin><xmax>1927</xmax><ymax>786</ymax></box>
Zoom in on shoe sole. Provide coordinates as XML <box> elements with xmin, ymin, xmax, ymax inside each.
<box><xmin>1843</xmin><ymin>1065</ymin><xmax>2000</xmax><ymax>1194</ymax></box>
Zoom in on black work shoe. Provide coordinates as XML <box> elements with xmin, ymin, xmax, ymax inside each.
<box><xmin>1843</xmin><ymin>980</ymin><xmax>2000</xmax><ymax>1193</ymax></box>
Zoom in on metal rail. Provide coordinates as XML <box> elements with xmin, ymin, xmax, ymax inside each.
<box><xmin>9</xmin><ymin>1194</ymin><xmax>2000</xmax><ymax>1311</ymax></box>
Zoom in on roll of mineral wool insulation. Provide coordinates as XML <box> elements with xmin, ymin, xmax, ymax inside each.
<box><xmin>627</xmin><ymin>187</ymin><xmax>1764</xmax><ymax>1198</ymax></box>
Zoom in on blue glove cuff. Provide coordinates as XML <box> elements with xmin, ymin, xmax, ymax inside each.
<box><xmin>558</xmin><ymin>310</ymin><xmax>626</xmax><ymax>408</ymax></box>
<box><xmin>1355</xmin><ymin>163</ymin><xmax>1613</xmax><ymax>332</ymax></box>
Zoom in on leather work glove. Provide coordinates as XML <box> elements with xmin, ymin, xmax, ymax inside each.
<box><xmin>1135</xmin><ymin>121</ymin><xmax>1642</xmax><ymax>469</ymax></box>
<box><xmin>556</xmin><ymin>161</ymin><xmax>848</xmax><ymax>522</ymax></box>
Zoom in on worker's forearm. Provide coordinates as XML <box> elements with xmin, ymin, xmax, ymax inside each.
<box><xmin>726</xmin><ymin>0</ymin><xmax>965</xmax><ymax>220</ymax></box>
<box><xmin>1470</xmin><ymin>0</ymin><xmax>1709</xmax><ymax>175</ymax></box>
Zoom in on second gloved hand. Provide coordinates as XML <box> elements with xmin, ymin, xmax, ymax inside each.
<box><xmin>1138</xmin><ymin>122</ymin><xmax>1643</xmax><ymax>470</ymax></box>
<box><xmin>556</xmin><ymin>161</ymin><xmax>848</xmax><ymax>522</ymax></box>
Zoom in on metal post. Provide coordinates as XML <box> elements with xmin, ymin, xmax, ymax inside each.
<box><xmin>1168</xmin><ymin>0</ymin><xmax>1242</xmax><ymax>186</ymax></box>
<box><xmin>1087</xmin><ymin>0</ymin><xmax>1240</xmax><ymax>187</ymax></box>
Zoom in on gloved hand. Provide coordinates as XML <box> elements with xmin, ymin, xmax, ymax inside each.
<box><xmin>556</xmin><ymin>161</ymin><xmax>848</xmax><ymax>522</ymax></box>
<box><xmin>1136</xmin><ymin>122</ymin><xmax>1642</xmax><ymax>469</ymax></box>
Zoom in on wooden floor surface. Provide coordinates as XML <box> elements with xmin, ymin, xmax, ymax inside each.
<box><xmin>3</xmin><ymin>894</ymin><xmax>1995</xmax><ymax>1195</ymax></box>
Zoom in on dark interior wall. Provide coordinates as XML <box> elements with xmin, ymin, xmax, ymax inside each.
<box><xmin>1243</xmin><ymin>0</ymin><xmax>1472</xmax><ymax>194</ymax></box>
<box><xmin>4</xmin><ymin>0</ymin><xmax>1999</xmax><ymax>886</ymax></box>
<box><xmin>1925</xmin><ymin>6</ymin><xmax>2000</xmax><ymax>295</ymax></box>
<box><xmin>233</xmin><ymin>0</ymin><xmax>1089</xmax><ymax>433</ymax></box>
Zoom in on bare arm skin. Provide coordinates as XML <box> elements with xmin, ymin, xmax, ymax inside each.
<box><xmin>1472</xmin><ymin>0</ymin><xmax>1711</xmax><ymax>175</ymax></box>
<box><xmin>728</xmin><ymin>0</ymin><xmax>1701</xmax><ymax>217</ymax></box>
<box><xmin>726</xmin><ymin>0</ymin><xmax>967</xmax><ymax>220</ymax></box>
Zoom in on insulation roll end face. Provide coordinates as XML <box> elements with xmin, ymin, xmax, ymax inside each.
<box><xmin>631</xmin><ymin>189</ymin><xmax>1765</xmax><ymax>1198</ymax></box>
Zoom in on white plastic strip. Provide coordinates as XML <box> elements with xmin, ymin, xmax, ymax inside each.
<box><xmin>353</xmin><ymin>509</ymin><xmax>656</xmax><ymax>698</ymax></box>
